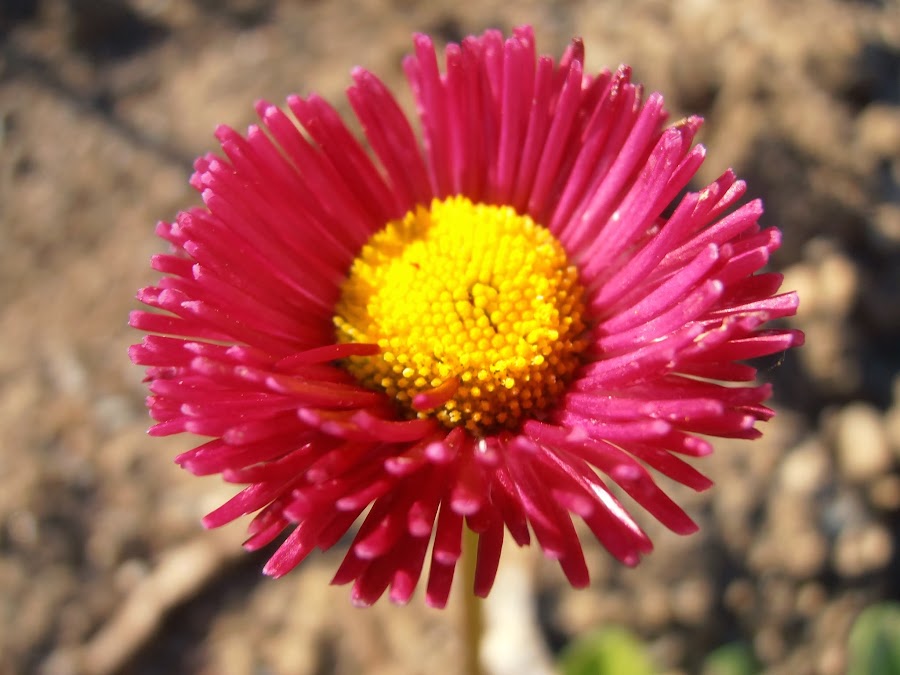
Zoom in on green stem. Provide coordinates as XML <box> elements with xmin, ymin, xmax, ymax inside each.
<box><xmin>462</xmin><ymin>526</ymin><xmax>485</xmax><ymax>675</ymax></box>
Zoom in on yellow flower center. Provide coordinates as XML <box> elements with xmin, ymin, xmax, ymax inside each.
<box><xmin>334</xmin><ymin>196</ymin><xmax>588</xmax><ymax>435</ymax></box>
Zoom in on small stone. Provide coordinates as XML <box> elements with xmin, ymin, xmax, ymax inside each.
<box><xmin>782</xmin><ymin>530</ymin><xmax>828</xmax><ymax>578</ymax></box>
<box><xmin>858</xmin><ymin>523</ymin><xmax>894</xmax><ymax>570</ymax></box>
<box><xmin>833</xmin><ymin>523</ymin><xmax>893</xmax><ymax>577</ymax></box>
<box><xmin>647</xmin><ymin>634</ymin><xmax>686</xmax><ymax>674</ymax></box>
<box><xmin>834</xmin><ymin>403</ymin><xmax>893</xmax><ymax>483</ymax></box>
<box><xmin>856</xmin><ymin>104</ymin><xmax>900</xmax><ymax>159</ymax></box>
<box><xmin>635</xmin><ymin>583</ymin><xmax>671</xmax><ymax>630</ymax></box>
<box><xmin>755</xmin><ymin>626</ymin><xmax>786</xmax><ymax>664</ymax></box>
<box><xmin>779</xmin><ymin>439</ymin><xmax>831</xmax><ymax>494</ymax></box>
<box><xmin>759</xmin><ymin>578</ymin><xmax>795</xmax><ymax>622</ymax></box>
<box><xmin>724</xmin><ymin>578</ymin><xmax>756</xmax><ymax>615</ymax></box>
<box><xmin>869</xmin><ymin>474</ymin><xmax>900</xmax><ymax>510</ymax></box>
<box><xmin>784</xmin><ymin>243</ymin><xmax>859</xmax><ymax>321</ymax></box>
<box><xmin>798</xmin><ymin>320</ymin><xmax>860</xmax><ymax>395</ymax></box>
<box><xmin>5</xmin><ymin>509</ymin><xmax>39</xmax><ymax>548</ymax></box>
<box><xmin>817</xmin><ymin>645</ymin><xmax>847</xmax><ymax>675</ymax></box>
<box><xmin>870</xmin><ymin>203</ymin><xmax>900</xmax><ymax>247</ymax></box>
<box><xmin>795</xmin><ymin>582</ymin><xmax>827</xmax><ymax>617</ymax></box>
<box><xmin>670</xmin><ymin>578</ymin><xmax>712</xmax><ymax>626</ymax></box>
<box><xmin>818</xmin><ymin>250</ymin><xmax>858</xmax><ymax>316</ymax></box>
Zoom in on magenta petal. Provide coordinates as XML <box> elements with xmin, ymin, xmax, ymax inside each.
<box><xmin>262</xmin><ymin>520</ymin><xmax>320</xmax><ymax>577</ymax></box>
<box><xmin>425</xmin><ymin>559</ymin><xmax>456</xmax><ymax>609</ymax></box>
<box><xmin>473</xmin><ymin>520</ymin><xmax>505</xmax><ymax>597</ymax></box>
<box><xmin>432</xmin><ymin>501</ymin><xmax>464</xmax><ymax>565</ymax></box>
<box><xmin>389</xmin><ymin>534</ymin><xmax>431</xmax><ymax>604</ymax></box>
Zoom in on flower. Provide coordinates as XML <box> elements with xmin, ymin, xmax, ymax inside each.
<box><xmin>130</xmin><ymin>26</ymin><xmax>803</xmax><ymax>607</ymax></box>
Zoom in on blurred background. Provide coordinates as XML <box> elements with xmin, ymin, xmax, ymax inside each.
<box><xmin>1</xmin><ymin>1</ymin><xmax>898</xmax><ymax>674</ymax></box>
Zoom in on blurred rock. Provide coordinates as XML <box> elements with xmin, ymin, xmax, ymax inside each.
<box><xmin>754</xmin><ymin>625</ymin><xmax>787</xmax><ymax>664</ymax></box>
<box><xmin>635</xmin><ymin>582</ymin><xmax>671</xmax><ymax>630</ymax></box>
<box><xmin>833</xmin><ymin>523</ymin><xmax>894</xmax><ymax>577</ymax></box>
<box><xmin>871</xmin><ymin>203</ymin><xmax>900</xmax><ymax>248</ymax></box>
<box><xmin>833</xmin><ymin>402</ymin><xmax>894</xmax><ymax>483</ymax></box>
<box><xmin>779</xmin><ymin>438</ymin><xmax>832</xmax><ymax>495</ymax></box>
<box><xmin>795</xmin><ymin>582</ymin><xmax>827</xmax><ymax>618</ymax></box>
<box><xmin>724</xmin><ymin>578</ymin><xmax>756</xmax><ymax>616</ymax></box>
<box><xmin>780</xmin><ymin>241</ymin><xmax>858</xmax><ymax>319</ymax></box>
<box><xmin>856</xmin><ymin>104</ymin><xmax>900</xmax><ymax>160</ymax></box>
<box><xmin>868</xmin><ymin>474</ymin><xmax>900</xmax><ymax>511</ymax></box>
<box><xmin>670</xmin><ymin>578</ymin><xmax>712</xmax><ymax>627</ymax></box>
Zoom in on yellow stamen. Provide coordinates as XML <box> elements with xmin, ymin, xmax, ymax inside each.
<box><xmin>334</xmin><ymin>196</ymin><xmax>587</xmax><ymax>435</ymax></box>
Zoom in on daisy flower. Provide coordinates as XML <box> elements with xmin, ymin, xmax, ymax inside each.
<box><xmin>130</xmin><ymin>26</ymin><xmax>803</xmax><ymax>607</ymax></box>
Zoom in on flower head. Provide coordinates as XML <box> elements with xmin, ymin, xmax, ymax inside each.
<box><xmin>130</xmin><ymin>26</ymin><xmax>803</xmax><ymax>607</ymax></box>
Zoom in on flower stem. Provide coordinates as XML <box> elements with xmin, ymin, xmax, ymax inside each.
<box><xmin>462</xmin><ymin>526</ymin><xmax>485</xmax><ymax>675</ymax></box>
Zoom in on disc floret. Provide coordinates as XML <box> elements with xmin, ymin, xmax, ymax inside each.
<box><xmin>335</xmin><ymin>196</ymin><xmax>588</xmax><ymax>435</ymax></box>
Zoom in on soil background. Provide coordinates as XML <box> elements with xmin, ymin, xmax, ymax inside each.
<box><xmin>1</xmin><ymin>1</ymin><xmax>899</xmax><ymax>674</ymax></box>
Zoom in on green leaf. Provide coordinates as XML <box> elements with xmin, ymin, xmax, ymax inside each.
<box><xmin>847</xmin><ymin>602</ymin><xmax>900</xmax><ymax>675</ymax></box>
<box><xmin>701</xmin><ymin>642</ymin><xmax>759</xmax><ymax>675</ymax></box>
<box><xmin>559</xmin><ymin>627</ymin><xmax>657</xmax><ymax>675</ymax></box>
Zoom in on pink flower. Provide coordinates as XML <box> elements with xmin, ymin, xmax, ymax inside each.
<box><xmin>130</xmin><ymin>26</ymin><xmax>803</xmax><ymax>607</ymax></box>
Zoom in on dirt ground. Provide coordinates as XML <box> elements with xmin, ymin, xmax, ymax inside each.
<box><xmin>1</xmin><ymin>1</ymin><xmax>898</xmax><ymax>674</ymax></box>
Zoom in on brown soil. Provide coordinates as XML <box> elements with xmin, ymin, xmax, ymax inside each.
<box><xmin>1</xmin><ymin>1</ymin><xmax>898</xmax><ymax>674</ymax></box>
